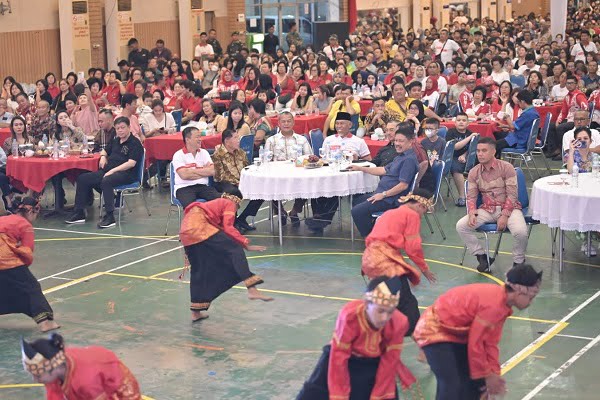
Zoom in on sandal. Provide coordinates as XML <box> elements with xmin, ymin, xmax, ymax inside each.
<box><xmin>455</xmin><ymin>198</ymin><xmax>466</xmax><ymax>207</ymax></box>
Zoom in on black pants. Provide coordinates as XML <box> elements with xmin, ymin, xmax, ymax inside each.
<box><xmin>175</xmin><ymin>184</ymin><xmax>221</xmax><ymax>208</ymax></box>
<box><xmin>547</xmin><ymin>122</ymin><xmax>574</xmax><ymax>153</ymax></box>
<box><xmin>74</xmin><ymin>170</ymin><xmax>135</xmax><ymax>214</ymax></box>
<box><xmin>423</xmin><ymin>342</ymin><xmax>485</xmax><ymax>400</ymax></box>
<box><xmin>0</xmin><ymin>265</ymin><xmax>54</xmax><ymax>323</ymax></box>
<box><xmin>0</xmin><ymin>171</ymin><xmax>11</xmax><ymax>197</ymax></box>
<box><xmin>495</xmin><ymin>138</ymin><xmax>517</xmax><ymax>157</ymax></box>
<box><xmin>239</xmin><ymin>198</ymin><xmax>306</xmax><ymax>220</ymax></box>
<box><xmin>387</xmin><ymin>275</ymin><xmax>420</xmax><ymax>336</ymax></box>
<box><xmin>213</xmin><ymin>181</ymin><xmax>243</xmax><ymax>198</ymax></box>
<box><xmin>310</xmin><ymin>197</ymin><xmax>339</xmax><ymax>222</ymax></box>
<box><xmin>351</xmin><ymin>193</ymin><xmax>397</xmax><ymax>238</ymax></box>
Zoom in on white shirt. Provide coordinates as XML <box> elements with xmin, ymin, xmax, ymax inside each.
<box><xmin>431</xmin><ymin>39</ymin><xmax>460</xmax><ymax>66</ymax></box>
<box><xmin>516</xmin><ymin>64</ymin><xmax>540</xmax><ymax>76</ymax></box>
<box><xmin>172</xmin><ymin>147</ymin><xmax>213</xmax><ymax>194</ymax></box>
<box><xmin>265</xmin><ymin>131</ymin><xmax>312</xmax><ymax>161</ymax></box>
<box><xmin>322</xmin><ymin>134</ymin><xmax>370</xmax><ymax>159</ymax></box>
<box><xmin>194</xmin><ymin>43</ymin><xmax>214</xmax><ymax>58</ymax></box>
<box><xmin>436</xmin><ymin>75</ymin><xmax>448</xmax><ymax>95</ymax></box>
<box><xmin>491</xmin><ymin>70</ymin><xmax>511</xmax><ymax>85</ymax></box>
<box><xmin>571</xmin><ymin>42</ymin><xmax>598</xmax><ymax>62</ymax></box>
<box><xmin>562</xmin><ymin>128</ymin><xmax>600</xmax><ymax>153</ymax></box>
<box><xmin>140</xmin><ymin>112</ymin><xmax>176</xmax><ymax>133</ymax></box>
<box><xmin>551</xmin><ymin>85</ymin><xmax>569</xmax><ymax>100</ymax></box>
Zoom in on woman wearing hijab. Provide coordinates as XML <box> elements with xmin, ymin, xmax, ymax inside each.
<box><xmin>422</xmin><ymin>76</ymin><xmax>440</xmax><ymax>110</ymax></box>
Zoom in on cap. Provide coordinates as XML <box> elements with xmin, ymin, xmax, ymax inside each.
<box><xmin>335</xmin><ymin>111</ymin><xmax>352</xmax><ymax>122</ymax></box>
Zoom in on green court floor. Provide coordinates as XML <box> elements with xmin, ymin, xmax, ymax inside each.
<box><xmin>0</xmin><ymin>171</ymin><xmax>599</xmax><ymax>399</ymax></box>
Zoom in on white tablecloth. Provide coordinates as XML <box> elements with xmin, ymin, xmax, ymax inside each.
<box><xmin>239</xmin><ymin>161</ymin><xmax>380</xmax><ymax>201</ymax></box>
<box><xmin>530</xmin><ymin>174</ymin><xmax>600</xmax><ymax>232</ymax></box>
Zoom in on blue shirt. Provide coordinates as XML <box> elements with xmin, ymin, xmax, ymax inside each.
<box><xmin>505</xmin><ymin>106</ymin><xmax>540</xmax><ymax>148</ymax></box>
<box><xmin>376</xmin><ymin>148</ymin><xmax>419</xmax><ymax>205</ymax></box>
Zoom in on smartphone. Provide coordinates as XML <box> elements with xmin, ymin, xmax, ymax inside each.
<box><xmin>578</xmin><ymin>141</ymin><xmax>587</xmax><ymax>149</ymax></box>
<box><xmin>77</xmin><ymin>71</ymin><xmax>85</xmax><ymax>81</ymax></box>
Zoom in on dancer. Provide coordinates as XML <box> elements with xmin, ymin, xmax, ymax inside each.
<box><xmin>180</xmin><ymin>194</ymin><xmax>273</xmax><ymax>322</ymax></box>
<box><xmin>362</xmin><ymin>188</ymin><xmax>437</xmax><ymax>336</ymax></box>
<box><xmin>22</xmin><ymin>333</ymin><xmax>142</xmax><ymax>399</ymax></box>
<box><xmin>297</xmin><ymin>276</ymin><xmax>416</xmax><ymax>400</ymax></box>
<box><xmin>414</xmin><ymin>264</ymin><xmax>542</xmax><ymax>400</ymax></box>
<box><xmin>0</xmin><ymin>197</ymin><xmax>59</xmax><ymax>332</ymax></box>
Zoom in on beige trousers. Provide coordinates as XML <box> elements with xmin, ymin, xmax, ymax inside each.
<box><xmin>456</xmin><ymin>206</ymin><xmax>528</xmax><ymax>263</ymax></box>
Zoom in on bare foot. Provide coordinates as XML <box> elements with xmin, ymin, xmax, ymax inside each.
<box><xmin>416</xmin><ymin>349</ymin><xmax>428</xmax><ymax>364</ymax></box>
<box><xmin>39</xmin><ymin>320</ymin><xmax>60</xmax><ymax>332</ymax></box>
<box><xmin>247</xmin><ymin>287</ymin><xmax>274</xmax><ymax>302</ymax></box>
<box><xmin>191</xmin><ymin>311</ymin><xmax>209</xmax><ymax>322</ymax></box>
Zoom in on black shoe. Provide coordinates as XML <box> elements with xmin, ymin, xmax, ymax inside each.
<box><xmin>234</xmin><ymin>221</ymin><xmax>247</xmax><ymax>233</ymax></box>
<box><xmin>552</xmin><ymin>154</ymin><xmax>563</xmax><ymax>161</ymax></box>
<box><xmin>290</xmin><ymin>214</ymin><xmax>300</xmax><ymax>227</ymax></box>
<box><xmin>305</xmin><ymin>218</ymin><xmax>329</xmax><ymax>232</ymax></box>
<box><xmin>513</xmin><ymin>261</ymin><xmax>525</xmax><ymax>268</ymax></box>
<box><xmin>65</xmin><ymin>211</ymin><xmax>86</xmax><ymax>224</ymax></box>
<box><xmin>98</xmin><ymin>214</ymin><xmax>116</xmax><ymax>229</ymax></box>
<box><xmin>476</xmin><ymin>254</ymin><xmax>491</xmax><ymax>273</ymax></box>
<box><xmin>236</xmin><ymin>218</ymin><xmax>256</xmax><ymax>232</ymax></box>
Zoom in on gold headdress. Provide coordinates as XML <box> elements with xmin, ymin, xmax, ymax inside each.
<box><xmin>398</xmin><ymin>192</ymin><xmax>435</xmax><ymax>209</ymax></box>
<box><xmin>21</xmin><ymin>338</ymin><xmax>66</xmax><ymax>377</ymax></box>
<box><xmin>221</xmin><ymin>193</ymin><xmax>242</xmax><ymax>205</ymax></box>
<box><xmin>505</xmin><ymin>279</ymin><xmax>541</xmax><ymax>298</ymax></box>
<box><xmin>364</xmin><ymin>281</ymin><xmax>400</xmax><ymax>308</ymax></box>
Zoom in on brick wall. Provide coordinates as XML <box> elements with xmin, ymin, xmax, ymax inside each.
<box><xmin>227</xmin><ymin>0</ymin><xmax>246</xmax><ymax>35</ymax></box>
<box><xmin>88</xmin><ymin>0</ymin><xmax>107</xmax><ymax>69</ymax></box>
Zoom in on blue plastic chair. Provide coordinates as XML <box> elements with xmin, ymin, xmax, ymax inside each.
<box><xmin>239</xmin><ymin>134</ymin><xmax>255</xmax><ymax>164</ymax></box>
<box><xmin>309</xmin><ymin>129</ymin><xmax>324</xmax><ymax>156</ymax></box>
<box><xmin>350</xmin><ymin>114</ymin><xmax>359</xmax><ymax>135</ymax></box>
<box><xmin>423</xmin><ymin>160</ymin><xmax>447</xmax><ymax>239</ymax></box>
<box><xmin>171</xmin><ymin>110</ymin><xmax>183</xmax><ymax>132</ymax></box>
<box><xmin>510</xmin><ymin>75</ymin><xmax>526</xmax><ymax>88</ymax></box>
<box><xmin>463</xmin><ymin>134</ymin><xmax>479</xmax><ymax>175</ymax></box>
<box><xmin>501</xmin><ymin>118</ymin><xmax>540</xmax><ymax>180</ymax></box>
<box><xmin>437</xmin><ymin>126</ymin><xmax>448</xmax><ymax>139</ymax></box>
<box><xmin>99</xmin><ymin>150</ymin><xmax>151</xmax><ymax>226</ymax></box>
<box><xmin>459</xmin><ymin>167</ymin><xmax>534</xmax><ymax>270</ymax></box>
<box><xmin>164</xmin><ymin>163</ymin><xmax>208</xmax><ymax>235</ymax></box>
<box><xmin>440</xmin><ymin>139</ymin><xmax>456</xmax><ymax>210</ymax></box>
<box><xmin>532</xmin><ymin>113</ymin><xmax>552</xmax><ymax>175</ymax></box>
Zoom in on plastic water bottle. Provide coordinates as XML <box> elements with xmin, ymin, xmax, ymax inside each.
<box><xmin>52</xmin><ymin>141</ymin><xmax>59</xmax><ymax>160</ymax></box>
<box><xmin>296</xmin><ymin>144</ymin><xmax>303</xmax><ymax>160</ymax></box>
<box><xmin>82</xmin><ymin>134</ymin><xmax>88</xmax><ymax>155</ymax></box>
<box><xmin>65</xmin><ymin>136</ymin><xmax>71</xmax><ymax>150</ymax></box>
<box><xmin>572</xmin><ymin>163</ymin><xmax>579</xmax><ymax>188</ymax></box>
<box><xmin>259</xmin><ymin>145</ymin><xmax>264</xmax><ymax>164</ymax></box>
<box><xmin>42</xmin><ymin>133</ymin><xmax>48</xmax><ymax>148</ymax></box>
<box><xmin>592</xmin><ymin>153</ymin><xmax>600</xmax><ymax>179</ymax></box>
<box><xmin>11</xmin><ymin>139</ymin><xmax>18</xmax><ymax>158</ymax></box>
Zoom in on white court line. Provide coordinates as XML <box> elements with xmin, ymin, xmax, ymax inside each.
<box><xmin>502</xmin><ymin>290</ymin><xmax>600</xmax><ymax>372</ymax></box>
<box><xmin>521</xmin><ymin>333</ymin><xmax>600</xmax><ymax>400</ymax></box>
<box><xmin>555</xmin><ymin>334</ymin><xmax>595</xmax><ymax>341</ymax></box>
<box><xmin>38</xmin><ymin>236</ymin><xmax>177</xmax><ymax>281</ymax></box>
<box><xmin>43</xmin><ymin>245</ymin><xmax>183</xmax><ymax>294</ymax></box>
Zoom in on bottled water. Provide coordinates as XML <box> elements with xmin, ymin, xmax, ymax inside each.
<box><xmin>82</xmin><ymin>134</ymin><xmax>88</xmax><ymax>155</ymax></box>
<box><xmin>42</xmin><ymin>134</ymin><xmax>48</xmax><ymax>148</ymax></box>
<box><xmin>572</xmin><ymin>163</ymin><xmax>579</xmax><ymax>188</ymax></box>
<box><xmin>11</xmin><ymin>139</ymin><xmax>18</xmax><ymax>158</ymax></box>
<box><xmin>592</xmin><ymin>153</ymin><xmax>600</xmax><ymax>179</ymax></box>
<box><xmin>65</xmin><ymin>137</ymin><xmax>71</xmax><ymax>150</ymax></box>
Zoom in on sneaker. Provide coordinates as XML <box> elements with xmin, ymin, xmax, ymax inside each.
<box><xmin>581</xmin><ymin>243</ymin><xmax>597</xmax><ymax>257</ymax></box>
<box><xmin>65</xmin><ymin>211</ymin><xmax>86</xmax><ymax>224</ymax></box>
<box><xmin>97</xmin><ymin>214</ymin><xmax>116</xmax><ymax>229</ymax></box>
<box><xmin>455</xmin><ymin>198</ymin><xmax>466</xmax><ymax>207</ymax></box>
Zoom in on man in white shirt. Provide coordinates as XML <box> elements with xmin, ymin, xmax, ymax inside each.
<box><xmin>571</xmin><ymin>31</ymin><xmax>598</xmax><ymax>63</ymax></box>
<box><xmin>561</xmin><ymin>110</ymin><xmax>600</xmax><ymax>161</ymax></box>
<box><xmin>431</xmin><ymin>29</ymin><xmax>462</xmax><ymax>66</ymax></box>
<box><xmin>323</xmin><ymin>34</ymin><xmax>344</xmax><ymax>62</ymax></box>
<box><xmin>194</xmin><ymin>32</ymin><xmax>214</xmax><ymax>71</ymax></box>
<box><xmin>515</xmin><ymin>54</ymin><xmax>540</xmax><ymax>76</ymax></box>
<box><xmin>238</xmin><ymin>112</ymin><xmax>313</xmax><ymax>227</ymax></box>
<box><xmin>427</xmin><ymin>62</ymin><xmax>449</xmax><ymax>104</ymax></box>
<box><xmin>172</xmin><ymin>126</ymin><xmax>221</xmax><ymax>207</ymax></box>
<box><xmin>306</xmin><ymin>112</ymin><xmax>371</xmax><ymax>232</ymax></box>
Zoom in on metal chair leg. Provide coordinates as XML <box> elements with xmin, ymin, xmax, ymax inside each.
<box><xmin>141</xmin><ymin>189</ymin><xmax>151</xmax><ymax>216</ymax></box>
<box><xmin>338</xmin><ymin>197</ymin><xmax>342</xmax><ymax>230</ymax></box>
<box><xmin>164</xmin><ymin>207</ymin><xmax>173</xmax><ymax>236</ymax></box>
<box><xmin>484</xmin><ymin>233</ymin><xmax>492</xmax><ymax>272</ymax></box>
<box><xmin>522</xmin><ymin>155</ymin><xmax>535</xmax><ymax>181</ymax></box>
<box><xmin>460</xmin><ymin>245</ymin><xmax>467</xmax><ymax>265</ymax></box>
<box><xmin>530</xmin><ymin>154</ymin><xmax>541</xmax><ymax>179</ymax></box>
<box><xmin>432</xmin><ymin>213</ymin><xmax>446</xmax><ymax>240</ymax></box>
<box><xmin>493</xmin><ymin>232</ymin><xmax>504</xmax><ymax>259</ymax></box>
<box><xmin>439</xmin><ymin>193</ymin><xmax>447</xmax><ymax>212</ymax></box>
<box><xmin>541</xmin><ymin>151</ymin><xmax>551</xmax><ymax>173</ymax></box>
<box><xmin>424</xmin><ymin>214</ymin><xmax>434</xmax><ymax>234</ymax></box>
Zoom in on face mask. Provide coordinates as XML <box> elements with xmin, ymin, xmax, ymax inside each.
<box><xmin>210</xmin><ymin>65</ymin><xmax>219</xmax><ymax>72</ymax></box>
<box><xmin>425</xmin><ymin>129</ymin><xmax>436</xmax><ymax>138</ymax></box>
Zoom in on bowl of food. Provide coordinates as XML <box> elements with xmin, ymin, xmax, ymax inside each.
<box><xmin>303</xmin><ymin>154</ymin><xmax>323</xmax><ymax>169</ymax></box>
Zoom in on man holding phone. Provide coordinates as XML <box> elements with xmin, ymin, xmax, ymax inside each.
<box><xmin>495</xmin><ymin>90</ymin><xmax>540</xmax><ymax>156</ymax></box>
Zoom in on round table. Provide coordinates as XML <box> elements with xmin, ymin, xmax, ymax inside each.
<box><xmin>363</xmin><ymin>138</ymin><xmax>389</xmax><ymax>158</ymax></box>
<box><xmin>0</xmin><ymin>127</ymin><xmax>10</xmax><ymax>144</ymax></box>
<box><xmin>144</xmin><ymin>133</ymin><xmax>222</xmax><ymax>165</ymax></box>
<box><xmin>358</xmin><ymin>99</ymin><xmax>373</xmax><ymax>116</ymax></box>
<box><xmin>530</xmin><ymin>174</ymin><xmax>600</xmax><ymax>271</ymax></box>
<box><xmin>535</xmin><ymin>103</ymin><xmax>562</xmax><ymax>128</ymax></box>
<box><xmin>268</xmin><ymin>114</ymin><xmax>327</xmax><ymax>135</ymax></box>
<box><xmin>239</xmin><ymin>161</ymin><xmax>379</xmax><ymax>244</ymax></box>
<box><xmin>441</xmin><ymin>121</ymin><xmax>498</xmax><ymax>138</ymax></box>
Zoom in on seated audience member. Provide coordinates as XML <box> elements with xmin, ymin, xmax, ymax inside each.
<box><xmin>51</xmin><ymin>80</ymin><xmax>74</xmax><ymax>114</ymax></box>
<box><xmin>14</xmin><ymin>93</ymin><xmax>33</xmax><ymax>120</ymax></box>
<box><xmin>497</xmin><ymin>90</ymin><xmax>540</xmax><ymax>155</ymax></box>
<box><xmin>456</xmin><ymin>137</ymin><xmax>528</xmax><ymax>273</ymax></box>
<box><xmin>198</xmin><ymin>99</ymin><xmax>227</xmax><ymax>134</ymax></box>
<box><xmin>140</xmin><ymin>99</ymin><xmax>176</xmax><ymax>137</ymax></box>
<box><xmin>566</xmin><ymin>127</ymin><xmax>596</xmax><ymax>173</ymax></box>
<box><xmin>349</xmin><ymin>125</ymin><xmax>420</xmax><ymax>237</ymax></box>
<box><xmin>3</xmin><ymin>116</ymin><xmax>31</xmax><ymax>155</ymax></box>
<box><xmin>323</xmin><ymin>84</ymin><xmax>360</xmax><ymax>137</ymax></box>
<box><xmin>181</xmin><ymin>83</ymin><xmax>203</xmax><ymax>125</ymax></box>
<box><xmin>66</xmin><ymin>116</ymin><xmax>144</xmax><ymax>229</ymax></box>
<box><xmin>464</xmin><ymin>86</ymin><xmax>491</xmax><ymax>118</ymax></box>
<box><xmin>385</xmin><ymin>82</ymin><xmax>413</xmax><ymax>122</ymax></box>
<box><xmin>171</xmin><ymin>126</ymin><xmax>221</xmax><ymax>208</ymax></box>
<box><xmin>313</xmin><ymin>85</ymin><xmax>332</xmax><ymax>113</ymax></box>
<box><xmin>290</xmin><ymin>83</ymin><xmax>314</xmax><ymax>113</ymax></box>
<box><xmin>28</xmin><ymin>101</ymin><xmax>57</xmax><ymax>142</ymax></box>
<box><xmin>446</xmin><ymin>113</ymin><xmax>477</xmax><ymax>207</ymax></box>
<box><xmin>34</xmin><ymin>79</ymin><xmax>53</xmax><ymax>105</ymax></box>
<box><xmin>215</xmin><ymin>68</ymin><xmax>239</xmax><ymax>98</ymax></box>
<box><xmin>238</xmin><ymin>112</ymin><xmax>312</xmax><ymax>229</ymax></box>
<box><xmin>363</xmin><ymin>97</ymin><xmax>389</xmax><ymax>135</ymax></box>
<box><xmin>54</xmin><ymin>111</ymin><xmax>86</xmax><ymax>145</ymax></box>
<box><xmin>99</xmin><ymin>71</ymin><xmax>122</xmax><ymax>107</ymax></box>
<box><xmin>118</xmin><ymin>93</ymin><xmax>143</xmax><ymax>142</ymax></box>
<box><xmin>372</xmin><ymin>121</ymin><xmax>400</xmax><ymax>166</ymax></box>
<box><xmin>306</xmin><ymin>112</ymin><xmax>371</xmax><ymax>232</ymax></box>
<box><xmin>0</xmin><ymin>98</ymin><xmax>14</xmax><ymax>128</ymax></box>
<box><xmin>94</xmin><ymin>108</ymin><xmax>116</xmax><ymax>151</ymax></box>
<box><xmin>247</xmin><ymin>99</ymin><xmax>272</xmax><ymax>151</ymax></box>
<box><xmin>420</xmin><ymin>118</ymin><xmax>446</xmax><ymax>165</ymax></box>
<box><xmin>561</xmin><ymin>111</ymin><xmax>600</xmax><ymax>162</ymax></box>
<box><xmin>211</xmin><ymin>129</ymin><xmax>247</xmax><ymax>200</ymax></box>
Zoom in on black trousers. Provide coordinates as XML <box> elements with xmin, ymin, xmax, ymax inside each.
<box><xmin>423</xmin><ymin>342</ymin><xmax>485</xmax><ymax>400</ymax></box>
<box><xmin>175</xmin><ymin>184</ymin><xmax>221</xmax><ymax>208</ymax></box>
<box><xmin>547</xmin><ymin>122</ymin><xmax>575</xmax><ymax>153</ymax></box>
<box><xmin>213</xmin><ymin>181</ymin><xmax>243</xmax><ymax>198</ymax></box>
<box><xmin>0</xmin><ymin>265</ymin><xmax>54</xmax><ymax>323</ymax></box>
<box><xmin>0</xmin><ymin>171</ymin><xmax>11</xmax><ymax>197</ymax></box>
<box><xmin>310</xmin><ymin>197</ymin><xmax>339</xmax><ymax>222</ymax></box>
<box><xmin>74</xmin><ymin>170</ymin><xmax>135</xmax><ymax>214</ymax></box>
<box><xmin>239</xmin><ymin>198</ymin><xmax>306</xmax><ymax>220</ymax></box>
<box><xmin>387</xmin><ymin>275</ymin><xmax>420</xmax><ymax>336</ymax></box>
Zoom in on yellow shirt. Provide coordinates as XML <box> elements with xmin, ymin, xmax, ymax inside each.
<box><xmin>385</xmin><ymin>97</ymin><xmax>414</xmax><ymax>122</ymax></box>
<box><xmin>327</xmin><ymin>99</ymin><xmax>362</xmax><ymax>130</ymax></box>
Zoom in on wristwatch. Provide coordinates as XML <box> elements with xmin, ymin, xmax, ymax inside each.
<box><xmin>382</xmin><ymin>191</ymin><xmax>387</xmax><ymax>198</ymax></box>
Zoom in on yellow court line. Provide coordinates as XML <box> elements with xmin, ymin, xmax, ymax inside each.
<box><xmin>42</xmin><ymin>271</ymin><xmax>105</xmax><ymax>295</ymax></box>
<box><xmin>0</xmin><ymin>384</ymin><xmax>156</xmax><ymax>399</ymax></box>
<box><xmin>150</xmin><ymin>267</ymin><xmax>183</xmax><ymax>278</ymax></box>
<box><xmin>500</xmin><ymin>321</ymin><xmax>569</xmax><ymax>375</ymax></box>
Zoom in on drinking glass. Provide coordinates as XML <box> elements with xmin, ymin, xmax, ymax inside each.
<box><xmin>559</xmin><ymin>169</ymin><xmax>568</xmax><ymax>185</ymax></box>
<box><xmin>319</xmin><ymin>147</ymin><xmax>326</xmax><ymax>159</ymax></box>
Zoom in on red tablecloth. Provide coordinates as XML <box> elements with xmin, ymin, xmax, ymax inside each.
<box><xmin>535</xmin><ymin>103</ymin><xmax>562</xmax><ymax>128</ymax></box>
<box><xmin>358</xmin><ymin>99</ymin><xmax>373</xmax><ymax>116</ymax></box>
<box><xmin>6</xmin><ymin>154</ymin><xmax>101</xmax><ymax>192</ymax></box>
<box><xmin>363</xmin><ymin>138</ymin><xmax>389</xmax><ymax>158</ymax></box>
<box><xmin>441</xmin><ymin>121</ymin><xmax>497</xmax><ymax>138</ymax></box>
<box><xmin>0</xmin><ymin>127</ymin><xmax>11</xmax><ymax>144</ymax></box>
<box><xmin>144</xmin><ymin>133</ymin><xmax>221</xmax><ymax>165</ymax></box>
<box><xmin>268</xmin><ymin>114</ymin><xmax>327</xmax><ymax>135</ymax></box>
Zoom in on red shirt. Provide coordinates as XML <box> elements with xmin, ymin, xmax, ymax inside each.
<box><xmin>414</xmin><ymin>284</ymin><xmax>512</xmax><ymax>379</ymax></box>
<box><xmin>557</xmin><ymin>89</ymin><xmax>589</xmax><ymax>124</ymax></box>
<box><xmin>47</xmin><ymin>85</ymin><xmax>60</xmax><ymax>100</ymax></box>
<box><xmin>100</xmin><ymin>83</ymin><xmax>121</xmax><ymax>106</ymax></box>
<box><xmin>329</xmin><ymin>300</ymin><xmax>415</xmax><ymax>399</ymax></box>
<box><xmin>0</xmin><ymin>214</ymin><xmax>34</xmax><ymax>269</ymax></box>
